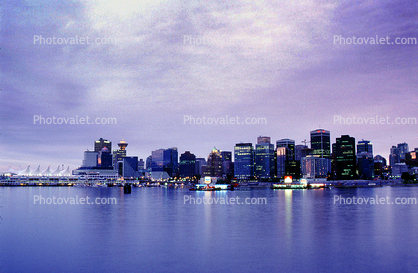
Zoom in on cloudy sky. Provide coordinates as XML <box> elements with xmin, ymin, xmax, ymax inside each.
<box><xmin>1</xmin><ymin>0</ymin><xmax>417</xmax><ymax>171</ymax></box>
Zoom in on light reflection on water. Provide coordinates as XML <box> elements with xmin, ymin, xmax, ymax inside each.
<box><xmin>1</xmin><ymin>186</ymin><xmax>418</xmax><ymax>272</ymax></box>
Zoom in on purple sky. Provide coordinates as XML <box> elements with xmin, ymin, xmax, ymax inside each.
<box><xmin>1</xmin><ymin>0</ymin><xmax>417</xmax><ymax>172</ymax></box>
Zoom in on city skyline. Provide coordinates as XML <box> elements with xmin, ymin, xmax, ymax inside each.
<box><xmin>2</xmin><ymin>130</ymin><xmax>416</xmax><ymax>173</ymax></box>
<box><xmin>1</xmin><ymin>0</ymin><xmax>417</xmax><ymax>172</ymax></box>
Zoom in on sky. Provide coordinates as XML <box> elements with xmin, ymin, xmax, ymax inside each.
<box><xmin>1</xmin><ymin>0</ymin><xmax>417</xmax><ymax>172</ymax></box>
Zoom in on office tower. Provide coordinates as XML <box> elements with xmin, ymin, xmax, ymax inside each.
<box><xmin>179</xmin><ymin>151</ymin><xmax>196</xmax><ymax>178</ymax></box>
<box><xmin>255</xmin><ymin>137</ymin><xmax>275</xmax><ymax>179</ymax></box>
<box><xmin>95</xmin><ymin>138</ymin><xmax>112</xmax><ymax>153</ymax></box>
<box><xmin>257</xmin><ymin>136</ymin><xmax>271</xmax><ymax>144</ymax></box>
<box><xmin>276</xmin><ymin>139</ymin><xmax>296</xmax><ymax>178</ymax></box>
<box><xmin>151</xmin><ymin>149</ymin><xmax>165</xmax><ymax>171</ymax></box>
<box><xmin>333</xmin><ymin>135</ymin><xmax>356</xmax><ymax>180</ymax></box>
<box><xmin>221</xmin><ymin>151</ymin><xmax>233</xmax><ymax>177</ymax></box>
<box><xmin>357</xmin><ymin>140</ymin><xmax>373</xmax><ymax>155</ymax></box>
<box><xmin>99</xmin><ymin>147</ymin><xmax>113</xmax><ymax>169</ymax></box>
<box><xmin>113</xmin><ymin>139</ymin><xmax>128</xmax><ymax>168</ymax></box>
<box><xmin>357</xmin><ymin>152</ymin><xmax>375</xmax><ymax>180</ymax></box>
<box><xmin>146</xmin><ymin>156</ymin><xmax>152</xmax><ymax>171</ymax></box>
<box><xmin>202</xmin><ymin>148</ymin><xmax>223</xmax><ymax>177</ymax></box>
<box><xmin>389</xmin><ymin>146</ymin><xmax>400</xmax><ymax>167</ymax></box>
<box><xmin>397</xmin><ymin>143</ymin><xmax>409</xmax><ymax>162</ymax></box>
<box><xmin>295</xmin><ymin>145</ymin><xmax>311</xmax><ymax>162</ymax></box>
<box><xmin>405</xmin><ymin>148</ymin><xmax>418</xmax><ymax>168</ymax></box>
<box><xmin>195</xmin><ymin>158</ymin><xmax>206</xmax><ymax>176</ymax></box>
<box><xmin>374</xmin><ymin>155</ymin><xmax>387</xmax><ymax>178</ymax></box>
<box><xmin>234</xmin><ymin>143</ymin><xmax>254</xmax><ymax>180</ymax></box>
<box><xmin>164</xmin><ymin>148</ymin><xmax>179</xmax><ymax>177</ymax></box>
<box><xmin>276</xmin><ymin>139</ymin><xmax>295</xmax><ymax>161</ymax></box>
<box><xmin>138</xmin><ymin>159</ymin><xmax>145</xmax><ymax>170</ymax></box>
<box><xmin>122</xmin><ymin>157</ymin><xmax>138</xmax><ymax>178</ymax></box>
<box><xmin>82</xmin><ymin>151</ymin><xmax>98</xmax><ymax>167</ymax></box>
<box><xmin>301</xmin><ymin>156</ymin><xmax>330</xmax><ymax>178</ymax></box>
<box><xmin>310</xmin><ymin>129</ymin><xmax>331</xmax><ymax>158</ymax></box>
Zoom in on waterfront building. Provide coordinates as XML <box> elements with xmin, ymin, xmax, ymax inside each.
<box><xmin>221</xmin><ymin>151</ymin><xmax>233</xmax><ymax>177</ymax></box>
<box><xmin>310</xmin><ymin>129</ymin><xmax>330</xmax><ymax>158</ymax></box>
<box><xmin>195</xmin><ymin>158</ymin><xmax>206</xmax><ymax>176</ymax></box>
<box><xmin>397</xmin><ymin>142</ymin><xmax>409</xmax><ymax>162</ymax></box>
<box><xmin>146</xmin><ymin>156</ymin><xmax>152</xmax><ymax>171</ymax></box>
<box><xmin>255</xmin><ymin>137</ymin><xmax>275</xmax><ymax>179</ymax></box>
<box><xmin>374</xmin><ymin>155</ymin><xmax>387</xmax><ymax>178</ymax></box>
<box><xmin>301</xmin><ymin>155</ymin><xmax>330</xmax><ymax>178</ymax></box>
<box><xmin>357</xmin><ymin>152</ymin><xmax>375</xmax><ymax>180</ymax></box>
<box><xmin>389</xmin><ymin>146</ymin><xmax>400</xmax><ymax>167</ymax></box>
<box><xmin>82</xmin><ymin>151</ymin><xmax>98</xmax><ymax>168</ymax></box>
<box><xmin>295</xmin><ymin>145</ymin><xmax>313</xmax><ymax>162</ymax></box>
<box><xmin>164</xmin><ymin>148</ymin><xmax>179</xmax><ymax>177</ymax></box>
<box><xmin>179</xmin><ymin>151</ymin><xmax>196</xmax><ymax>178</ymax></box>
<box><xmin>94</xmin><ymin>138</ymin><xmax>112</xmax><ymax>153</ymax></box>
<box><xmin>122</xmin><ymin>157</ymin><xmax>138</xmax><ymax>178</ymax></box>
<box><xmin>138</xmin><ymin>159</ymin><xmax>145</xmax><ymax>170</ymax></box>
<box><xmin>357</xmin><ymin>140</ymin><xmax>373</xmax><ymax>155</ymax></box>
<box><xmin>276</xmin><ymin>139</ymin><xmax>296</xmax><ymax>178</ymax></box>
<box><xmin>202</xmin><ymin>148</ymin><xmax>223</xmax><ymax>177</ymax></box>
<box><xmin>234</xmin><ymin>143</ymin><xmax>254</xmax><ymax>180</ymax></box>
<box><xmin>391</xmin><ymin>163</ymin><xmax>408</xmax><ymax>178</ymax></box>
<box><xmin>113</xmin><ymin>139</ymin><xmax>128</xmax><ymax>169</ymax></box>
<box><xmin>99</xmin><ymin>147</ymin><xmax>113</xmax><ymax>169</ymax></box>
<box><xmin>405</xmin><ymin>148</ymin><xmax>418</xmax><ymax>168</ymax></box>
<box><xmin>333</xmin><ymin>135</ymin><xmax>356</xmax><ymax>180</ymax></box>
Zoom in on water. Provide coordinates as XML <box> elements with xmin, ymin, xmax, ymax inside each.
<box><xmin>1</xmin><ymin>186</ymin><xmax>418</xmax><ymax>272</ymax></box>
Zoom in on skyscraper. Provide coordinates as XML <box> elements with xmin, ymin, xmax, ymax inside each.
<box><xmin>333</xmin><ymin>135</ymin><xmax>356</xmax><ymax>180</ymax></box>
<box><xmin>94</xmin><ymin>138</ymin><xmax>112</xmax><ymax>153</ymax></box>
<box><xmin>357</xmin><ymin>140</ymin><xmax>373</xmax><ymax>155</ymax></box>
<box><xmin>276</xmin><ymin>139</ymin><xmax>296</xmax><ymax>178</ymax></box>
<box><xmin>310</xmin><ymin>129</ymin><xmax>330</xmax><ymax>158</ymax></box>
<box><xmin>255</xmin><ymin>137</ymin><xmax>275</xmax><ymax>179</ymax></box>
<box><xmin>202</xmin><ymin>148</ymin><xmax>223</xmax><ymax>177</ymax></box>
<box><xmin>397</xmin><ymin>142</ymin><xmax>409</xmax><ymax>162</ymax></box>
<box><xmin>195</xmin><ymin>158</ymin><xmax>206</xmax><ymax>176</ymax></box>
<box><xmin>82</xmin><ymin>151</ymin><xmax>98</xmax><ymax>168</ymax></box>
<box><xmin>234</xmin><ymin>143</ymin><xmax>254</xmax><ymax>180</ymax></box>
<box><xmin>179</xmin><ymin>151</ymin><xmax>196</xmax><ymax>178</ymax></box>
<box><xmin>357</xmin><ymin>152</ymin><xmax>374</xmax><ymax>180</ymax></box>
<box><xmin>389</xmin><ymin>146</ymin><xmax>400</xmax><ymax>167</ymax></box>
<box><xmin>221</xmin><ymin>151</ymin><xmax>233</xmax><ymax>177</ymax></box>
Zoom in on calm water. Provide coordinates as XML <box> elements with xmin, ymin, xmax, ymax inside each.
<box><xmin>1</xmin><ymin>186</ymin><xmax>418</xmax><ymax>272</ymax></box>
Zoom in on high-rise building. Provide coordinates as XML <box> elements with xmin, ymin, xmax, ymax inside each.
<box><xmin>99</xmin><ymin>147</ymin><xmax>113</xmax><ymax>169</ymax></box>
<box><xmin>195</xmin><ymin>158</ymin><xmax>206</xmax><ymax>176</ymax></box>
<box><xmin>374</xmin><ymin>155</ymin><xmax>387</xmax><ymax>178</ymax></box>
<box><xmin>122</xmin><ymin>156</ymin><xmax>138</xmax><ymax>178</ymax></box>
<box><xmin>146</xmin><ymin>156</ymin><xmax>152</xmax><ymax>171</ymax></box>
<box><xmin>82</xmin><ymin>151</ymin><xmax>98</xmax><ymax>167</ymax></box>
<box><xmin>302</xmin><ymin>156</ymin><xmax>330</xmax><ymax>178</ymax></box>
<box><xmin>179</xmin><ymin>151</ymin><xmax>196</xmax><ymax>178</ymax></box>
<box><xmin>234</xmin><ymin>143</ymin><xmax>254</xmax><ymax>180</ymax></box>
<box><xmin>357</xmin><ymin>152</ymin><xmax>374</xmax><ymax>180</ymax></box>
<box><xmin>164</xmin><ymin>148</ymin><xmax>179</xmax><ymax>177</ymax></box>
<box><xmin>113</xmin><ymin>139</ymin><xmax>128</xmax><ymax>168</ymax></box>
<box><xmin>202</xmin><ymin>148</ymin><xmax>223</xmax><ymax>177</ymax></box>
<box><xmin>389</xmin><ymin>146</ymin><xmax>400</xmax><ymax>167</ymax></box>
<box><xmin>94</xmin><ymin>138</ymin><xmax>112</xmax><ymax>153</ymax></box>
<box><xmin>397</xmin><ymin>143</ymin><xmax>409</xmax><ymax>162</ymax></box>
<box><xmin>151</xmin><ymin>149</ymin><xmax>165</xmax><ymax>171</ymax></box>
<box><xmin>138</xmin><ymin>159</ymin><xmax>145</xmax><ymax>170</ymax></box>
<box><xmin>276</xmin><ymin>139</ymin><xmax>296</xmax><ymax>178</ymax></box>
<box><xmin>357</xmin><ymin>140</ymin><xmax>373</xmax><ymax>155</ymax></box>
<box><xmin>295</xmin><ymin>145</ymin><xmax>312</xmax><ymax>162</ymax></box>
<box><xmin>310</xmin><ymin>129</ymin><xmax>330</xmax><ymax>158</ymax></box>
<box><xmin>405</xmin><ymin>148</ymin><xmax>418</xmax><ymax>168</ymax></box>
<box><xmin>276</xmin><ymin>139</ymin><xmax>295</xmax><ymax>161</ymax></box>
<box><xmin>221</xmin><ymin>151</ymin><xmax>233</xmax><ymax>177</ymax></box>
<box><xmin>255</xmin><ymin>137</ymin><xmax>275</xmax><ymax>179</ymax></box>
<box><xmin>333</xmin><ymin>135</ymin><xmax>356</xmax><ymax>180</ymax></box>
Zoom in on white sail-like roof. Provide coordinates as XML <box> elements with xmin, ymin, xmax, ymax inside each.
<box><xmin>32</xmin><ymin>165</ymin><xmax>42</xmax><ymax>176</ymax></box>
<box><xmin>19</xmin><ymin>165</ymin><xmax>31</xmax><ymax>176</ymax></box>
<box><xmin>59</xmin><ymin>166</ymin><xmax>71</xmax><ymax>176</ymax></box>
<box><xmin>51</xmin><ymin>165</ymin><xmax>61</xmax><ymax>176</ymax></box>
<box><xmin>41</xmin><ymin>165</ymin><xmax>52</xmax><ymax>176</ymax></box>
